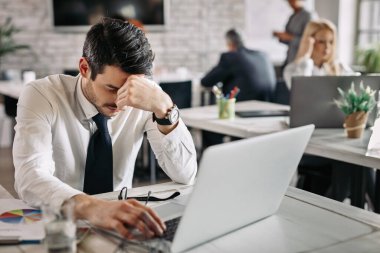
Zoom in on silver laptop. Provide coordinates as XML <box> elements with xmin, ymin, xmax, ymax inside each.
<box><xmin>154</xmin><ymin>125</ymin><xmax>314</xmax><ymax>253</ymax></box>
<box><xmin>290</xmin><ymin>76</ymin><xmax>380</xmax><ymax>128</ymax></box>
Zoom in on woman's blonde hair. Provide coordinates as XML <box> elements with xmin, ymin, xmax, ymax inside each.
<box><xmin>297</xmin><ymin>19</ymin><xmax>341</xmax><ymax>75</ymax></box>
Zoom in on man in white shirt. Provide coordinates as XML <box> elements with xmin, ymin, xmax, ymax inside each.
<box><xmin>13</xmin><ymin>18</ymin><xmax>197</xmax><ymax>238</ymax></box>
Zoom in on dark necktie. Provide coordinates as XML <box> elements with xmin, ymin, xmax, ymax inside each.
<box><xmin>83</xmin><ymin>113</ymin><xmax>113</xmax><ymax>194</ymax></box>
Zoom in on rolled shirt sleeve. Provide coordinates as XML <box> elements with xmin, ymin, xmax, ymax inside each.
<box><xmin>145</xmin><ymin>117</ymin><xmax>197</xmax><ymax>185</ymax></box>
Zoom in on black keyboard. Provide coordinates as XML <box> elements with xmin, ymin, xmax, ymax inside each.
<box><xmin>162</xmin><ymin>217</ymin><xmax>181</xmax><ymax>241</ymax></box>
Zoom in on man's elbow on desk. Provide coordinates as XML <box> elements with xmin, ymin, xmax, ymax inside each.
<box><xmin>168</xmin><ymin>164</ymin><xmax>197</xmax><ymax>185</ymax></box>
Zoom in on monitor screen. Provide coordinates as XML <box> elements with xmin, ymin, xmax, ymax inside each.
<box><xmin>52</xmin><ymin>0</ymin><xmax>166</xmax><ymax>31</ymax></box>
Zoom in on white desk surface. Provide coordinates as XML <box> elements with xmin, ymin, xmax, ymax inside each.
<box><xmin>306</xmin><ymin>129</ymin><xmax>380</xmax><ymax>169</ymax></box>
<box><xmin>181</xmin><ymin>100</ymin><xmax>290</xmax><ymax>138</ymax></box>
<box><xmin>2</xmin><ymin>182</ymin><xmax>380</xmax><ymax>253</ymax></box>
<box><xmin>0</xmin><ymin>81</ymin><xmax>23</xmax><ymax>99</ymax></box>
<box><xmin>181</xmin><ymin>100</ymin><xmax>380</xmax><ymax>169</ymax></box>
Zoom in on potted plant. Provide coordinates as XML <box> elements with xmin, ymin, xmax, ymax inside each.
<box><xmin>0</xmin><ymin>17</ymin><xmax>29</xmax><ymax>78</ymax></box>
<box><xmin>334</xmin><ymin>82</ymin><xmax>377</xmax><ymax>138</ymax></box>
<box><xmin>356</xmin><ymin>44</ymin><xmax>380</xmax><ymax>74</ymax></box>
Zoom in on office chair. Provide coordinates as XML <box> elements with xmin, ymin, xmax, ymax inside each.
<box><xmin>3</xmin><ymin>95</ymin><xmax>17</xmax><ymax>142</ymax></box>
<box><xmin>273</xmin><ymin>80</ymin><xmax>290</xmax><ymax>105</ymax></box>
<box><xmin>159</xmin><ymin>80</ymin><xmax>192</xmax><ymax>109</ymax></box>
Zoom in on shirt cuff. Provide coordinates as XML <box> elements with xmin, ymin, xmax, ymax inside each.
<box><xmin>160</xmin><ymin>119</ymin><xmax>194</xmax><ymax>154</ymax></box>
<box><xmin>50</xmin><ymin>186</ymin><xmax>83</xmax><ymax>211</ymax></box>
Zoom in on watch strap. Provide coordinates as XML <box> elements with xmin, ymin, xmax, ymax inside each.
<box><xmin>152</xmin><ymin>104</ymin><xmax>179</xmax><ymax>125</ymax></box>
<box><xmin>152</xmin><ymin>112</ymin><xmax>172</xmax><ymax>125</ymax></box>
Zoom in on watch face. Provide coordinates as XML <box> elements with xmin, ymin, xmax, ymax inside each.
<box><xmin>169</xmin><ymin>108</ymin><xmax>179</xmax><ymax>123</ymax></box>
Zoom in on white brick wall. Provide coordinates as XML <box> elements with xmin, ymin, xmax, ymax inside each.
<box><xmin>0</xmin><ymin>0</ymin><xmax>245</xmax><ymax>77</ymax></box>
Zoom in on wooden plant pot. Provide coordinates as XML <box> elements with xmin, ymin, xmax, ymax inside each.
<box><xmin>343</xmin><ymin>111</ymin><xmax>368</xmax><ymax>138</ymax></box>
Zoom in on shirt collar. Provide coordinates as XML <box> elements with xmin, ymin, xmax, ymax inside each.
<box><xmin>76</xmin><ymin>75</ymin><xmax>99</xmax><ymax>121</ymax></box>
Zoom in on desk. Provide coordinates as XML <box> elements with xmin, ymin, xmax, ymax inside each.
<box><xmin>2</xmin><ymin>182</ymin><xmax>380</xmax><ymax>252</ymax></box>
<box><xmin>181</xmin><ymin>100</ymin><xmax>289</xmax><ymax>138</ymax></box>
<box><xmin>181</xmin><ymin>100</ymin><xmax>380</xmax><ymax>210</ymax></box>
<box><xmin>181</xmin><ymin>101</ymin><xmax>379</xmax><ymax>168</ymax></box>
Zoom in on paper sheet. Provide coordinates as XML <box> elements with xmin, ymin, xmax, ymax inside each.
<box><xmin>0</xmin><ymin>199</ymin><xmax>44</xmax><ymax>242</ymax></box>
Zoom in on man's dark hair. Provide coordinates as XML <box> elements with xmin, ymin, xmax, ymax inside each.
<box><xmin>225</xmin><ymin>29</ymin><xmax>244</xmax><ymax>49</ymax></box>
<box><xmin>83</xmin><ymin>17</ymin><xmax>154</xmax><ymax>80</ymax></box>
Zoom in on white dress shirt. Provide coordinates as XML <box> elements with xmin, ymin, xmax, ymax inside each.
<box><xmin>284</xmin><ymin>57</ymin><xmax>354</xmax><ymax>89</ymax></box>
<box><xmin>13</xmin><ymin>74</ymin><xmax>197</xmax><ymax>209</ymax></box>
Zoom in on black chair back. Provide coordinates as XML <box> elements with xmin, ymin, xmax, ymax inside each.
<box><xmin>273</xmin><ymin>80</ymin><xmax>290</xmax><ymax>105</ymax></box>
<box><xmin>4</xmin><ymin>95</ymin><xmax>17</xmax><ymax>117</ymax></box>
<box><xmin>159</xmin><ymin>80</ymin><xmax>192</xmax><ymax>109</ymax></box>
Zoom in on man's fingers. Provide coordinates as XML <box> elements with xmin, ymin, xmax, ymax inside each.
<box><xmin>117</xmin><ymin>212</ymin><xmax>155</xmax><ymax>239</ymax></box>
<box><xmin>108</xmin><ymin>220</ymin><xmax>133</xmax><ymax>239</ymax></box>
<box><xmin>144</xmin><ymin>206</ymin><xmax>166</xmax><ymax>231</ymax></box>
<box><xmin>119</xmin><ymin>200</ymin><xmax>164</xmax><ymax>237</ymax></box>
<box><xmin>128</xmin><ymin>200</ymin><xmax>166</xmax><ymax>233</ymax></box>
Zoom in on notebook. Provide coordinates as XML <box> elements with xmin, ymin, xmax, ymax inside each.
<box><xmin>154</xmin><ymin>125</ymin><xmax>314</xmax><ymax>252</ymax></box>
<box><xmin>290</xmin><ymin>76</ymin><xmax>380</xmax><ymax>128</ymax></box>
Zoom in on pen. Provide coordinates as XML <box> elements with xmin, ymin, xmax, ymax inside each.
<box><xmin>233</xmin><ymin>88</ymin><xmax>240</xmax><ymax>98</ymax></box>
<box><xmin>145</xmin><ymin>191</ymin><xmax>152</xmax><ymax>206</ymax></box>
<box><xmin>0</xmin><ymin>236</ymin><xmax>41</xmax><ymax>245</ymax></box>
<box><xmin>229</xmin><ymin>86</ymin><xmax>239</xmax><ymax>99</ymax></box>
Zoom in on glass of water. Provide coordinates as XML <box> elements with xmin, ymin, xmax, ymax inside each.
<box><xmin>42</xmin><ymin>200</ymin><xmax>76</xmax><ymax>253</ymax></box>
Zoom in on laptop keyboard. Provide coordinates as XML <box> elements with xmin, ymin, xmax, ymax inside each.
<box><xmin>161</xmin><ymin>217</ymin><xmax>181</xmax><ymax>241</ymax></box>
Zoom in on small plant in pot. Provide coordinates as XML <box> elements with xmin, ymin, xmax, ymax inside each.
<box><xmin>334</xmin><ymin>82</ymin><xmax>377</xmax><ymax>138</ymax></box>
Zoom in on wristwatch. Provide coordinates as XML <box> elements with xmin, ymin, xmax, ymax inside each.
<box><xmin>152</xmin><ymin>104</ymin><xmax>180</xmax><ymax>125</ymax></box>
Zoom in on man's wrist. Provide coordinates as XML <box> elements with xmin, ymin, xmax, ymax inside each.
<box><xmin>153</xmin><ymin>91</ymin><xmax>173</xmax><ymax>118</ymax></box>
<box><xmin>69</xmin><ymin>194</ymin><xmax>98</xmax><ymax>220</ymax></box>
<box><xmin>154</xmin><ymin>107</ymin><xmax>170</xmax><ymax>119</ymax></box>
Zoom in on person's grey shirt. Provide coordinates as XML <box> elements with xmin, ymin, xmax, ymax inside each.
<box><xmin>282</xmin><ymin>8</ymin><xmax>315</xmax><ymax>65</ymax></box>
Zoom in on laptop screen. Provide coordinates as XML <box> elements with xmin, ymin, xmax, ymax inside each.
<box><xmin>290</xmin><ymin>76</ymin><xmax>380</xmax><ymax>128</ymax></box>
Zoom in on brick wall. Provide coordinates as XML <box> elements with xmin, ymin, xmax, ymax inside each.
<box><xmin>0</xmin><ymin>0</ymin><xmax>246</xmax><ymax>78</ymax></box>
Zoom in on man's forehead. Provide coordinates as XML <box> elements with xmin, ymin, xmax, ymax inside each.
<box><xmin>95</xmin><ymin>65</ymin><xmax>131</xmax><ymax>86</ymax></box>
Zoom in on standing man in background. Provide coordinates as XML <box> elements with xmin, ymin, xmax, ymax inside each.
<box><xmin>273</xmin><ymin>0</ymin><xmax>316</xmax><ymax>68</ymax></box>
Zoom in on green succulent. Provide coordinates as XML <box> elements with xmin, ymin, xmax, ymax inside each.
<box><xmin>334</xmin><ymin>82</ymin><xmax>377</xmax><ymax>116</ymax></box>
<box><xmin>356</xmin><ymin>44</ymin><xmax>380</xmax><ymax>73</ymax></box>
<box><xmin>0</xmin><ymin>17</ymin><xmax>29</xmax><ymax>64</ymax></box>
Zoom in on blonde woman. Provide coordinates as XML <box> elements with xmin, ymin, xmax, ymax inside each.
<box><xmin>284</xmin><ymin>19</ymin><xmax>353</xmax><ymax>89</ymax></box>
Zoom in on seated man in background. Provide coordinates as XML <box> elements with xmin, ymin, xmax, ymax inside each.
<box><xmin>200</xmin><ymin>29</ymin><xmax>276</xmax><ymax>148</ymax></box>
<box><xmin>13</xmin><ymin>18</ymin><xmax>197</xmax><ymax>238</ymax></box>
<box><xmin>201</xmin><ymin>29</ymin><xmax>276</xmax><ymax>102</ymax></box>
